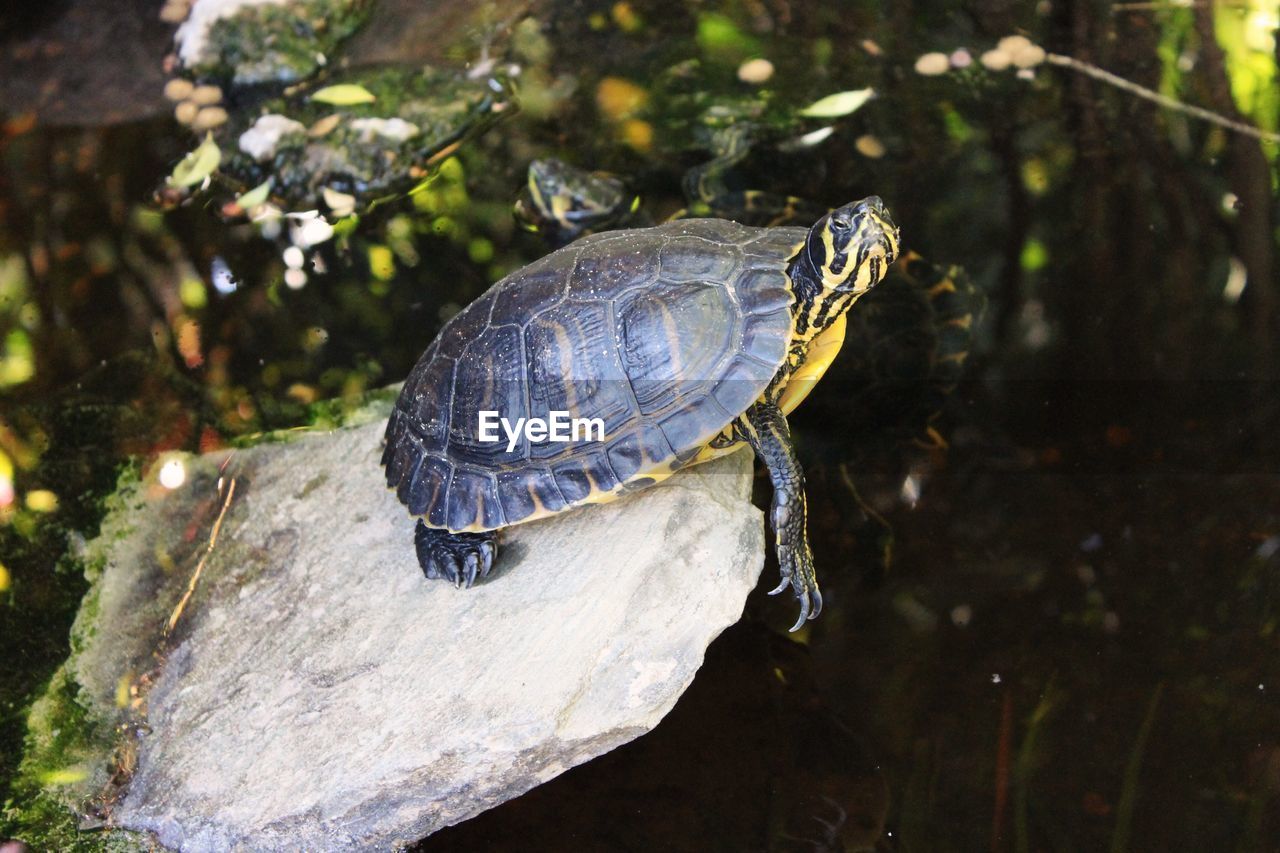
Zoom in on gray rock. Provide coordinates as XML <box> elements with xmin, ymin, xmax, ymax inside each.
<box><xmin>175</xmin><ymin>0</ymin><xmax>370</xmax><ymax>85</ymax></box>
<box><xmin>70</xmin><ymin>396</ymin><xmax>763</xmax><ymax>850</ymax></box>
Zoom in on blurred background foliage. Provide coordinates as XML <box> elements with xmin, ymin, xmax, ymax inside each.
<box><xmin>1</xmin><ymin>0</ymin><xmax>1279</xmax><ymax>849</ymax></box>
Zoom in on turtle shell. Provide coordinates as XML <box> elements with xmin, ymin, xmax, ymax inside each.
<box><xmin>383</xmin><ymin>218</ymin><xmax>806</xmax><ymax>533</ymax></box>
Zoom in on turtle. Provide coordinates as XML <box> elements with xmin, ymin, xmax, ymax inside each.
<box><xmin>515</xmin><ymin>157</ymin><xmax>981</xmax><ymax>450</ymax></box>
<box><xmin>515</xmin><ymin>153</ymin><xmax>821</xmax><ymax>248</ymax></box>
<box><xmin>513</xmin><ymin>158</ymin><xmax>649</xmax><ymax>248</ymax></box>
<box><xmin>382</xmin><ymin>198</ymin><xmax>900</xmax><ymax>630</ymax></box>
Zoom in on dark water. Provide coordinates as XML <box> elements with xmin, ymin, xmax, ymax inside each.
<box><xmin>2</xmin><ymin>1</ymin><xmax>1279</xmax><ymax>850</ymax></box>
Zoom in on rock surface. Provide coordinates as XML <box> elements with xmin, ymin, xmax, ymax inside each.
<box><xmin>68</xmin><ymin>396</ymin><xmax>763</xmax><ymax>850</ymax></box>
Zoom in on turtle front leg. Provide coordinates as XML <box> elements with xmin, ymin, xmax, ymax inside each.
<box><xmin>414</xmin><ymin>522</ymin><xmax>497</xmax><ymax>589</ymax></box>
<box><xmin>741</xmin><ymin>402</ymin><xmax>822</xmax><ymax>632</ymax></box>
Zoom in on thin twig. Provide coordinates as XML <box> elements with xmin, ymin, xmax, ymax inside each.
<box><xmin>1112</xmin><ymin>1</ymin><xmax>1254</xmax><ymax>10</ymax></box>
<box><xmin>837</xmin><ymin>463</ymin><xmax>891</xmax><ymax>531</ymax></box>
<box><xmin>164</xmin><ymin>478</ymin><xmax>237</xmax><ymax>636</ymax></box>
<box><xmin>838</xmin><ymin>463</ymin><xmax>895</xmax><ymax>571</ymax></box>
<box><xmin>1046</xmin><ymin>53</ymin><xmax>1280</xmax><ymax>144</ymax></box>
<box><xmin>1112</xmin><ymin>1</ymin><xmax>1211</xmax><ymax>10</ymax></box>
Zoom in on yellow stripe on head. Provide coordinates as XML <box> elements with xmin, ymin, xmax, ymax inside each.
<box><xmin>805</xmin><ymin>196</ymin><xmax>899</xmax><ymax>295</ymax></box>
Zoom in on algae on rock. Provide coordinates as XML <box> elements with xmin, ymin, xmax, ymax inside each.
<box><xmin>177</xmin><ymin>0</ymin><xmax>373</xmax><ymax>85</ymax></box>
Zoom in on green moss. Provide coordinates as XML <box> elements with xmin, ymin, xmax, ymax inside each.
<box><xmin>230</xmin><ymin>384</ymin><xmax>397</xmax><ymax>448</ymax></box>
<box><xmin>307</xmin><ymin>384</ymin><xmax>397</xmax><ymax>428</ymax></box>
<box><xmin>198</xmin><ymin>0</ymin><xmax>372</xmax><ymax>85</ymax></box>
<box><xmin>0</xmin><ymin>667</ymin><xmax>143</xmax><ymax>850</ymax></box>
<box><xmin>214</xmin><ymin>65</ymin><xmax>512</xmax><ymax>208</ymax></box>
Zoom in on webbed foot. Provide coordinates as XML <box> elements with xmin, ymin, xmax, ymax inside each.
<box><xmin>414</xmin><ymin>522</ymin><xmax>497</xmax><ymax>589</ymax></box>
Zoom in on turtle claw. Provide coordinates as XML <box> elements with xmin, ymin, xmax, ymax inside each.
<box><xmin>414</xmin><ymin>522</ymin><xmax>498</xmax><ymax>589</ymax></box>
<box><xmin>462</xmin><ymin>552</ymin><xmax>482</xmax><ymax>588</ymax></box>
<box><xmin>774</xmin><ymin>541</ymin><xmax>821</xmax><ymax>632</ymax></box>
<box><xmin>788</xmin><ymin>585</ymin><xmax>823</xmax><ymax>632</ymax></box>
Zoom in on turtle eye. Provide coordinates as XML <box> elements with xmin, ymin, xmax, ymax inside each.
<box><xmin>830</xmin><ymin>212</ymin><xmax>853</xmax><ymax>231</ymax></box>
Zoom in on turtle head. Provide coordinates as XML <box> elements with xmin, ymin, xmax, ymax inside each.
<box><xmin>514</xmin><ymin>158</ymin><xmax>639</xmax><ymax>246</ymax></box>
<box><xmin>804</xmin><ymin>196</ymin><xmax>899</xmax><ymax>295</ymax></box>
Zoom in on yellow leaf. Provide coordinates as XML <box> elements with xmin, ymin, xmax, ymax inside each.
<box><xmin>310</xmin><ymin>84</ymin><xmax>377</xmax><ymax>106</ymax></box>
<box><xmin>799</xmin><ymin>88</ymin><xmax>876</xmax><ymax>118</ymax></box>
<box><xmin>167</xmin><ymin>133</ymin><xmax>222</xmax><ymax>188</ymax></box>
<box><xmin>235</xmin><ymin>180</ymin><xmax>272</xmax><ymax>209</ymax></box>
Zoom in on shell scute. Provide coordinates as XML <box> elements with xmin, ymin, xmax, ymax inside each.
<box><xmin>740</xmin><ymin>313</ymin><xmax>791</xmax><ymax>366</ymax></box>
<box><xmin>605</xmin><ymin>420</ymin><xmax>681</xmax><ymax>482</ymax></box>
<box><xmin>617</xmin><ymin>282</ymin><xmax>737</xmax><ymax>414</ymax></box>
<box><xmin>525</xmin><ymin>300</ymin><xmax>634</xmax><ymax>450</ymax></box>
<box><xmin>447</xmin><ymin>324</ymin><xmax>527</xmax><ymax>465</ymax></box>
<box><xmin>496</xmin><ymin>466</ymin><xmax>566</xmax><ymax>522</ymax></box>
<box><xmin>742</xmin><ymin>226</ymin><xmax>806</xmax><ymax>263</ymax></box>
<box><xmin>401</xmin><ymin>453</ymin><xmax>451</xmax><ymax>526</ymax></box>
<box><xmin>735</xmin><ymin>267</ymin><xmax>794</xmax><ymax>316</ymax></box>
<box><xmin>667</xmin><ymin>218</ymin><xmax>751</xmax><ymax>244</ymax></box>
<box><xmin>553</xmin><ymin>453</ymin><xmax>618</xmax><ymax>503</ymax></box>
<box><xmin>657</xmin><ymin>397</ymin><xmax>734</xmax><ymax>455</ymax></box>
<box><xmin>491</xmin><ymin>262</ymin><xmax>570</xmax><ymax>321</ymax></box>
<box><xmin>712</xmin><ymin>354</ymin><xmax>779</xmax><ymax>418</ymax></box>
<box><xmin>446</xmin><ymin>468</ymin><xmax>503</xmax><ymax>531</ymax></box>
<box><xmin>659</xmin><ymin>236</ymin><xmax>740</xmax><ymax>282</ymax></box>
<box><xmin>570</xmin><ymin>239</ymin><xmax>658</xmax><ymax>297</ymax></box>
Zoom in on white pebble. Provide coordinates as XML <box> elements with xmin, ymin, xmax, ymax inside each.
<box><xmin>1012</xmin><ymin>44</ymin><xmax>1047</xmax><ymax>68</ymax></box>
<box><xmin>159</xmin><ymin>1</ymin><xmax>189</xmax><ymax>23</ymax></box>
<box><xmin>163</xmin><ymin>77</ymin><xmax>194</xmax><ymax>101</ymax></box>
<box><xmin>997</xmin><ymin>35</ymin><xmax>1033</xmax><ymax>55</ymax></box>
<box><xmin>284</xmin><ymin>268</ymin><xmax>308</xmax><ymax>289</ymax></box>
<box><xmin>737</xmin><ymin>58</ymin><xmax>775</xmax><ymax>84</ymax></box>
<box><xmin>855</xmin><ymin>134</ymin><xmax>886</xmax><ymax>159</ymax></box>
<box><xmin>914</xmin><ymin>52</ymin><xmax>951</xmax><ymax>76</ymax></box>
<box><xmin>283</xmin><ymin>246</ymin><xmax>305</xmax><ymax>270</ymax></box>
<box><xmin>190</xmin><ymin>106</ymin><xmax>228</xmax><ymax>132</ymax></box>
<box><xmin>349</xmin><ymin>118</ymin><xmax>421</xmax><ymax>144</ymax></box>
<box><xmin>189</xmin><ymin>84</ymin><xmax>223</xmax><ymax>106</ymax></box>
<box><xmin>239</xmin><ymin>114</ymin><xmax>307</xmax><ymax>162</ymax></box>
<box><xmin>981</xmin><ymin>49</ymin><xmax>1012</xmax><ymax>71</ymax></box>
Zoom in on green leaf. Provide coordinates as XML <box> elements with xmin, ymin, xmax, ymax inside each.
<box><xmin>310</xmin><ymin>84</ymin><xmax>377</xmax><ymax>106</ymax></box>
<box><xmin>235</xmin><ymin>180</ymin><xmax>272</xmax><ymax>210</ymax></box>
<box><xmin>331</xmin><ymin>214</ymin><xmax>361</xmax><ymax>237</ymax></box>
<box><xmin>167</xmin><ymin>134</ymin><xmax>222</xmax><ymax>188</ymax></box>
<box><xmin>799</xmin><ymin>88</ymin><xmax>875</xmax><ymax>118</ymax></box>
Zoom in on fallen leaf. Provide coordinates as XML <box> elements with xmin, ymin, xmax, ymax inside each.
<box><xmin>167</xmin><ymin>134</ymin><xmax>222</xmax><ymax>188</ymax></box>
<box><xmin>235</xmin><ymin>180</ymin><xmax>272</xmax><ymax>210</ymax></box>
<box><xmin>310</xmin><ymin>84</ymin><xmax>377</xmax><ymax>106</ymax></box>
<box><xmin>799</xmin><ymin>88</ymin><xmax>875</xmax><ymax>118</ymax></box>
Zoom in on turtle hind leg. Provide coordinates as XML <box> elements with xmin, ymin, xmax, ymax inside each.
<box><xmin>414</xmin><ymin>522</ymin><xmax>497</xmax><ymax>589</ymax></box>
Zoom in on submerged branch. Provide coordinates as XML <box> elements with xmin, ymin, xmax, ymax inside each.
<box><xmin>1045</xmin><ymin>52</ymin><xmax>1280</xmax><ymax>144</ymax></box>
